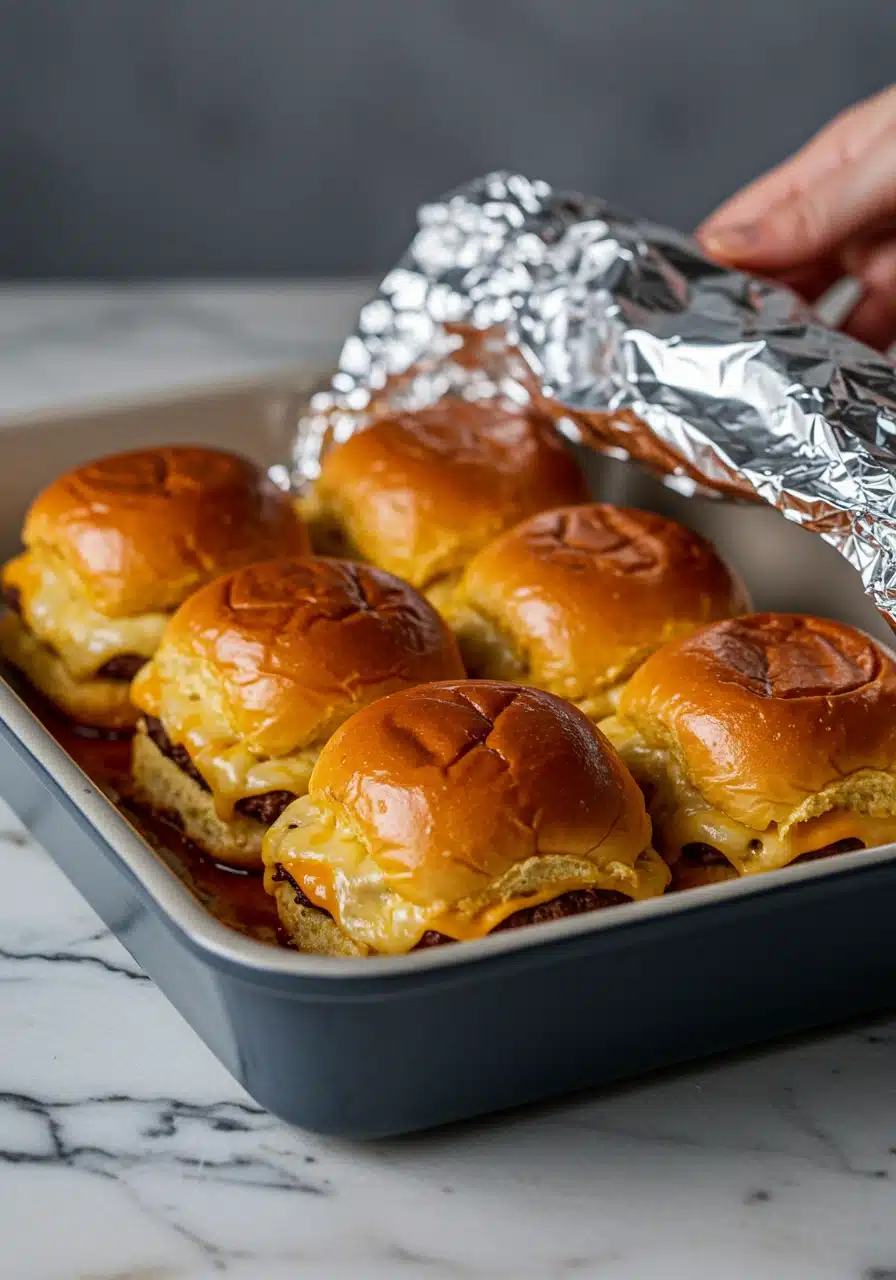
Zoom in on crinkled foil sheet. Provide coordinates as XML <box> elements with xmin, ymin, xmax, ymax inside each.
<box><xmin>291</xmin><ymin>171</ymin><xmax>896</xmax><ymax>623</ymax></box>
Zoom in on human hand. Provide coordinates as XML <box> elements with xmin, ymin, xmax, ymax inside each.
<box><xmin>698</xmin><ymin>84</ymin><xmax>896</xmax><ymax>351</ymax></box>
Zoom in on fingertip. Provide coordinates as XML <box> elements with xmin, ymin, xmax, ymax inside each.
<box><xmin>700</xmin><ymin>222</ymin><xmax>765</xmax><ymax>263</ymax></box>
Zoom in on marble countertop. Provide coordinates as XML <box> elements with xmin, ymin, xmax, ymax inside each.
<box><xmin>2</xmin><ymin>284</ymin><xmax>896</xmax><ymax>1280</ymax></box>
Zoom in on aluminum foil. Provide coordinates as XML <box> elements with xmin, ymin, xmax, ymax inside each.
<box><xmin>291</xmin><ymin>171</ymin><xmax>896</xmax><ymax>622</ymax></box>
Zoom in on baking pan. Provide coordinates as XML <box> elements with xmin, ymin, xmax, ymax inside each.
<box><xmin>2</xmin><ymin>375</ymin><xmax>896</xmax><ymax>1139</ymax></box>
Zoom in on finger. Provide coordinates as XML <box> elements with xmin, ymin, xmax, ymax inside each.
<box><xmin>844</xmin><ymin>231</ymin><xmax>896</xmax><ymax>297</ymax></box>
<box><xmin>841</xmin><ymin>289</ymin><xmax>896</xmax><ymax>352</ymax></box>
<box><xmin>701</xmin><ymin>157</ymin><xmax>826</xmax><ymax>241</ymax></box>
<box><xmin>703</xmin><ymin>140</ymin><xmax>896</xmax><ymax>272</ymax></box>
<box><xmin>726</xmin><ymin>254</ymin><xmax>843</xmax><ymax>307</ymax></box>
<box><xmin>769</xmin><ymin>228</ymin><xmax>896</xmax><ymax>311</ymax></box>
<box><xmin>840</xmin><ymin>238</ymin><xmax>896</xmax><ymax>350</ymax></box>
<box><xmin>699</xmin><ymin>86</ymin><xmax>896</xmax><ymax>237</ymax></box>
<box><xmin>776</xmin><ymin>259</ymin><xmax>843</xmax><ymax>304</ymax></box>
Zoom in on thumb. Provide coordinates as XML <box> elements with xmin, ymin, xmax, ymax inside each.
<box><xmin>702</xmin><ymin>141</ymin><xmax>896</xmax><ymax>270</ymax></box>
<box><xmin>700</xmin><ymin>86</ymin><xmax>896</xmax><ymax>270</ymax></box>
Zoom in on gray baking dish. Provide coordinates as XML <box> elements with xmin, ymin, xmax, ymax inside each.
<box><xmin>3</xmin><ymin>375</ymin><xmax>896</xmax><ymax>1139</ymax></box>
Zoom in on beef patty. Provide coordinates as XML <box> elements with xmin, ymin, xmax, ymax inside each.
<box><xmin>679</xmin><ymin>842</ymin><xmax>728</xmax><ymax>867</ymax></box>
<box><xmin>791</xmin><ymin>838</ymin><xmax>865</xmax><ymax>864</ymax></box>
<box><xmin>95</xmin><ymin>653</ymin><xmax>147</xmax><ymax>681</ymax></box>
<box><xmin>272</xmin><ymin>865</ymin><xmax>630</xmax><ymax>951</ymax></box>
<box><xmin>679</xmin><ymin>836</ymin><xmax>865</xmax><ymax>873</ymax></box>
<box><xmin>143</xmin><ymin>715</ymin><xmax>297</xmax><ymax>824</ymax></box>
<box><xmin>3</xmin><ymin>583</ymin><xmax>146</xmax><ymax>682</ymax></box>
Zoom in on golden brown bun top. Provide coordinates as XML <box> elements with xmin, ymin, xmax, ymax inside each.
<box><xmin>131</xmin><ymin>558</ymin><xmax>465</xmax><ymax>757</ymax></box>
<box><xmin>618</xmin><ymin>613</ymin><xmax>896</xmax><ymax>829</ymax></box>
<box><xmin>312</xmin><ymin>400</ymin><xmax>588</xmax><ymax>588</ymax></box>
<box><xmin>24</xmin><ymin>446</ymin><xmax>310</xmax><ymax>616</ymax></box>
<box><xmin>456</xmin><ymin>504</ymin><xmax>749</xmax><ymax>699</ymax></box>
<box><xmin>311</xmin><ymin>679</ymin><xmax>651</xmax><ymax>904</ymax></box>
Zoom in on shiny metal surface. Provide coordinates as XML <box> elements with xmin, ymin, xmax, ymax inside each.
<box><xmin>296</xmin><ymin>171</ymin><xmax>896</xmax><ymax>625</ymax></box>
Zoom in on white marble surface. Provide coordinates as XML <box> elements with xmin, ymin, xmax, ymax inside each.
<box><xmin>0</xmin><ymin>282</ymin><xmax>372</xmax><ymax>418</ymax></box>
<box><xmin>2</xmin><ymin>285</ymin><xmax>896</xmax><ymax>1280</ymax></box>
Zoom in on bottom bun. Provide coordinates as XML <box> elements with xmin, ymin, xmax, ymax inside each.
<box><xmin>273</xmin><ymin>881</ymin><xmax>368</xmax><ymax>956</ymax></box>
<box><xmin>132</xmin><ymin>729</ymin><xmax>268</xmax><ymax>870</ymax></box>
<box><xmin>0</xmin><ymin>612</ymin><xmax>138</xmax><ymax>731</ymax></box>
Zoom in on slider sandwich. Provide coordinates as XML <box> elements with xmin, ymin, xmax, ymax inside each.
<box><xmin>301</xmin><ymin>399</ymin><xmax>588</xmax><ymax>611</ymax></box>
<box><xmin>449</xmin><ymin>503</ymin><xmax>748</xmax><ymax>720</ymax></box>
<box><xmin>130</xmin><ymin>557</ymin><xmax>465</xmax><ymax>868</ymax></box>
<box><xmin>0</xmin><ymin>447</ymin><xmax>309</xmax><ymax>730</ymax></box>
<box><xmin>263</xmin><ymin>679</ymin><xmax>670</xmax><ymax>956</ymax></box>
<box><xmin>603</xmin><ymin>613</ymin><xmax>896</xmax><ymax>888</ymax></box>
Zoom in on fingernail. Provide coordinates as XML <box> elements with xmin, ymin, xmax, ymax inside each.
<box><xmin>702</xmin><ymin>222</ymin><xmax>763</xmax><ymax>259</ymax></box>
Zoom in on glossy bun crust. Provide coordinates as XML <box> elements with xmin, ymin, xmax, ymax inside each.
<box><xmin>264</xmin><ymin>680</ymin><xmax>669</xmax><ymax>955</ymax></box>
<box><xmin>23</xmin><ymin>446</ymin><xmax>309</xmax><ymax>616</ymax></box>
<box><xmin>316</xmin><ymin>681</ymin><xmax>650</xmax><ymax>901</ymax></box>
<box><xmin>451</xmin><ymin>504</ymin><xmax>748</xmax><ymax>717</ymax></box>
<box><xmin>304</xmin><ymin>401</ymin><xmax>588</xmax><ymax>598</ymax></box>
<box><xmin>132</xmin><ymin>557</ymin><xmax>465</xmax><ymax>760</ymax></box>
<box><xmin>618</xmin><ymin>614</ymin><xmax>896</xmax><ymax>832</ymax></box>
<box><xmin>130</xmin><ymin>558</ymin><xmax>465</xmax><ymax>869</ymax></box>
<box><xmin>606</xmin><ymin>614</ymin><xmax>896</xmax><ymax>889</ymax></box>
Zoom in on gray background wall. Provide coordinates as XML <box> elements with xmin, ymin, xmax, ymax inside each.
<box><xmin>0</xmin><ymin>0</ymin><xmax>892</xmax><ymax>278</ymax></box>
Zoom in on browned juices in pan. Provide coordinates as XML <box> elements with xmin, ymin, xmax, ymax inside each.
<box><xmin>11</xmin><ymin>679</ymin><xmax>281</xmax><ymax>944</ymax></box>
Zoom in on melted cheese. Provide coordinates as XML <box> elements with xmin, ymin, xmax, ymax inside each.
<box><xmin>666</xmin><ymin>803</ymin><xmax>896</xmax><ymax>875</ymax></box>
<box><xmin>4</xmin><ymin>551</ymin><xmax>167</xmax><ymax>679</ymax></box>
<box><xmin>574</xmin><ymin>681</ymin><xmax>624</xmax><ymax>724</ymax></box>
<box><xmin>424</xmin><ymin>573</ymin><xmax>464</xmax><ymax>616</ymax></box>
<box><xmin>263</xmin><ymin>796</ymin><xmax>668</xmax><ymax>955</ymax></box>
<box><xmin>605</xmin><ymin>720</ymin><xmax>896</xmax><ymax>875</ymax></box>
<box><xmin>133</xmin><ymin>668</ymin><xmax>318</xmax><ymax>821</ymax></box>
<box><xmin>450</xmin><ymin>602</ymin><xmax>625</xmax><ymax>722</ymax></box>
<box><xmin>192</xmin><ymin>740</ymin><xmax>318</xmax><ymax>821</ymax></box>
